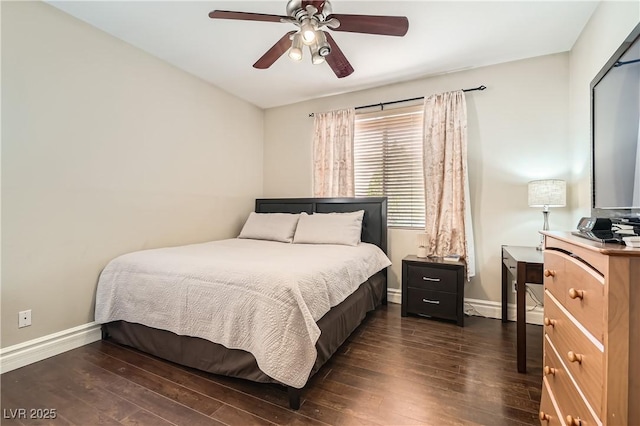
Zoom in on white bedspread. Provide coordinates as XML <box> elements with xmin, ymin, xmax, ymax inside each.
<box><xmin>95</xmin><ymin>238</ymin><xmax>391</xmax><ymax>388</ymax></box>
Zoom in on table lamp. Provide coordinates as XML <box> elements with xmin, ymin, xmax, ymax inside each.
<box><xmin>528</xmin><ymin>179</ymin><xmax>566</xmax><ymax>249</ymax></box>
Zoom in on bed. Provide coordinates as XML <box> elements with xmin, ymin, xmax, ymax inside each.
<box><xmin>97</xmin><ymin>197</ymin><xmax>389</xmax><ymax>409</ymax></box>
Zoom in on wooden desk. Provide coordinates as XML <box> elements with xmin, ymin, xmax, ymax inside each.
<box><xmin>501</xmin><ymin>245</ymin><xmax>543</xmax><ymax>373</ymax></box>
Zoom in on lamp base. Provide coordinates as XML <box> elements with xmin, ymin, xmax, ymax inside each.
<box><xmin>537</xmin><ymin>210</ymin><xmax>549</xmax><ymax>250</ymax></box>
<box><xmin>417</xmin><ymin>247</ymin><xmax>428</xmax><ymax>258</ymax></box>
<box><xmin>542</xmin><ymin>210</ymin><xmax>549</xmax><ymax>231</ymax></box>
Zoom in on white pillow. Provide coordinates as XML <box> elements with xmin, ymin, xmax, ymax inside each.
<box><xmin>293</xmin><ymin>210</ymin><xmax>365</xmax><ymax>246</ymax></box>
<box><xmin>238</xmin><ymin>212</ymin><xmax>300</xmax><ymax>243</ymax></box>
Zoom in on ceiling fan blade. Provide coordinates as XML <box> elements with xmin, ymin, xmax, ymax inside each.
<box><xmin>301</xmin><ymin>1</ymin><xmax>326</xmax><ymax>13</ymax></box>
<box><xmin>253</xmin><ymin>31</ymin><xmax>296</xmax><ymax>69</ymax></box>
<box><xmin>327</xmin><ymin>14</ymin><xmax>409</xmax><ymax>36</ymax></box>
<box><xmin>324</xmin><ymin>32</ymin><xmax>354</xmax><ymax>78</ymax></box>
<box><xmin>209</xmin><ymin>10</ymin><xmax>287</xmax><ymax>23</ymax></box>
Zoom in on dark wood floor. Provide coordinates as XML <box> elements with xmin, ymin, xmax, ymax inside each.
<box><xmin>1</xmin><ymin>304</ymin><xmax>542</xmax><ymax>426</ymax></box>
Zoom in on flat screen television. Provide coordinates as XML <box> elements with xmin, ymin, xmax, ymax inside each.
<box><xmin>591</xmin><ymin>22</ymin><xmax>640</xmax><ymax>221</ymax></box>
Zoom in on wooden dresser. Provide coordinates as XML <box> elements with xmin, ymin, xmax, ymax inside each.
<box><xmin>539</xmin><ymin>231</ymin><xmax>640</xmax><ymax>426</ymax></box>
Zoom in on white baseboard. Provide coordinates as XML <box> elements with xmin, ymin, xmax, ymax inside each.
<box><xmin>387</xmin><ymin>289</ymin><xmax>542</xmax><ymax>325</ymax></box>
<box><xmin>464</xmin><ymin>297</ymin><xmax>543</xmax><ymax>325</ymax></box>
<box><xmin>387</xmin><ymin>288</ymin><xmax>401</xmax><ymax>305</ymax></box>
<box><xmin>0</xmin><ymin>322</ymin><xmax>102</xmax><ymax>374</ymax></box>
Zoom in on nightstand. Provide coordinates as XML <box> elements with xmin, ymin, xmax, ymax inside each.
<box><xmin>401</xmin><ymin>255</ymin><xmax>465</xmax><ymax>326</ymax></box>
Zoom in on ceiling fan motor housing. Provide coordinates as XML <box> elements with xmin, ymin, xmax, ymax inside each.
<box><xmin>286</xmin><ymin>0</ymin><xmax>332</xmax><ymax>20</ymax></box>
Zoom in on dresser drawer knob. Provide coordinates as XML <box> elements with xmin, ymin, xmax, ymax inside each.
<box><xmin>568</xmin><ymin>288</ymin><xmax>584</xmax><ymax>300</ymax></box>
<box><xmin>567</xmin><ymin>351</ymin><xmax>583</xmax><ymax>364</ymax></box>
<box><xmin>422</xmin><ymin>298</ymin><xmax>440</xmax><ymax>305</ymax></box>
<box><xmin>543</xmin><ymin>317</ymin><xmax>556</xmax><ymax>327</ymax></box>
<box><xmin>566</xmin><ymin>415</ymin><xmax>582</xmax><ymax>426</ymax></box>
<box><xmin>539</xmin><ymin>411</ymin><xmax>551</xmax><ymax>422</ymax></box>
<box><xmin>422</xmin><ymin>277</ymin><xmax>441</xmax><ymax>282</ymax></box>
<box><xmin>543</xmin><ymin>366</ymin><xmax>556</xmax><ymax>376</ymax></box>
<box><xmin>544</xmin><ymin>269</ymin><xmax>556</xmax><ymax>277</ymax></box>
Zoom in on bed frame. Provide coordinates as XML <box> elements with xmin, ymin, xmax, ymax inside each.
<box><xmin>102</xmin><ymin>197</ymin><xmax>388</xmax><ymax>410</ymax></box>
<box><xmin>255</xmin><ymin>197</ymin><xmax>387</xmax><ymax>253</ymax></box>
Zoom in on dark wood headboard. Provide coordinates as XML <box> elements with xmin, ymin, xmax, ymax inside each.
<box><xmin>255</xmin><ymin>197</ymin><xmax>388</xmax><ymax>254</ymax></box>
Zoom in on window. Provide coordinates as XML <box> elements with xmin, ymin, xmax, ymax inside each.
<box><xmin>354</xmin><ymin>105</ymin><xmax>425</xmax><ymax>228</ymax></box>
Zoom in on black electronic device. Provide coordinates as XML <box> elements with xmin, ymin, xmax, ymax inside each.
<box><xmin>572</xmin><ymin>217</ymin><xmax>623</xmax><ymax>243</ymax></box>
<box><xmin>590</xmin><ymin>22</ymin><xmax>640</xmax><ymax>220</ymax></box>
<box><xmin>577</xmin><ymin>217</ymin><xmax>612</xmax><ymax>232</ymax></box>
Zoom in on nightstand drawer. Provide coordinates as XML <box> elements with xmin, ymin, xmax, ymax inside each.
<box><xmin>406</xmin><ymin>288</ymin><xmax>457</xmax><ymax>320</ymax></box>
<box><xmin>406</xmin><ymin>264</ymin><xmax>458</xmax><ymax>293</ymax></box>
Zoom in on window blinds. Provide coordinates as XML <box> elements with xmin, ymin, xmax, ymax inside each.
<box><xmin>354</xmin><ymin>105</ymin><xmax>425</xmax><ymax>228</ymax></box>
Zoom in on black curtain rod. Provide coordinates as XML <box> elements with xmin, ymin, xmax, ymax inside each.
<box><xmin>308</xmin><ymin>85</ymin><xmax>486</xmax><ymax>117</ymax></box>
<box><xmin>614</xmin><ymin>58</ymin><xmax>640</xmax><ymax>67</ymax></box>
<box><xmin>354</xmin><ymin>85</ymin><xmax>487</xmax><ymax>111</ymax></box>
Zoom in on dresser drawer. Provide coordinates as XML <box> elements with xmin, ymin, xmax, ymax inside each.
<box><xmin>540</xmin><ymin>377</ymin><xmax>563</xmax><ymax>426</ymax></box>
<box><xmin>544</xmin><ymin>292</ymin><xmax>603</xmax><ymax>416</ymax></box>
<box><xmin>406</xmin><ymin>288</ymin><xmax>457</xmax><ymax>320</ymax></box>
<box><xmin>543</xmin><ymin>335</ymin><xmax>600</xmax><ymax>426</ymax></box>
<box><xmin>544</xmin><ymin>250</ymin><xmax>566</xmax><ymax>305</ymax></box>
<box><xmin>544</xmin><ymin>250</ymin><xmax>605</xmax><ymax>343</ymax></box>
<box><xmin>406</xmin><ymin>264</ymin><xmax>458</xmax><ymax>293</ymax></box>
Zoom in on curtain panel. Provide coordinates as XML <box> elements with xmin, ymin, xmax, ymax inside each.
<box><xmin>422</xmin><ymin>90</ymin><xmax>476</xmax><ymax>277</ymax></box>
<box><xmin>313</xmin><ymin>108</ymin><xmax>356</xmax><ymax>197</ymax></box>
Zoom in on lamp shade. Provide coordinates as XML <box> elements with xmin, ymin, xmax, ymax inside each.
<box><xmin>528</xmin><ymin>179</ymin><xmax>566</xmax><ymax>207</ymax></box>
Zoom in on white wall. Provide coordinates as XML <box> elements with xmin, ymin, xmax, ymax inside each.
<box><xmin>569</xmin><ymin>1</ymin><xmax>640</xmax><ymax>220</ymax></box>
<box><xmin>1</xmin><ymin>2</ymin><xmax>264</xmax><ymax>348</ymax></box>
<box><xmin>264</xmin><ymin>53</ymin><xmax>574</xmax><ymax>307</ymax></box>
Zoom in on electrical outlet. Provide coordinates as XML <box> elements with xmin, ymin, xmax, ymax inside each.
<box><xmin>512</xmin><ymin>281</ymin><xmax>517</xmax><ymax>293</ymax></box>
<box><xmin>18</xmin><ymin>310</ymin><xmax>31</xmax><ymax>328</ymax></box>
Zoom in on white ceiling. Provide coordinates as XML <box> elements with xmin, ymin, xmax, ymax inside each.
<box><xmin>48</xmin><ymin>1</ymin><xmax>599</xmax><ymax>109</ymax></box>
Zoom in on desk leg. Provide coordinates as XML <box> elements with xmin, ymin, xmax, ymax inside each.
<box><xmin>516</xmin><ymin>263</ymin><xmax>527</xmax><ymax>373</ymax></box>
<box><xmin>501</xmin><ymin>260</ymin><xmax>508</xmax><ymax>323</ymax></box>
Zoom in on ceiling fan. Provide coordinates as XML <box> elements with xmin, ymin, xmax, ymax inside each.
<box><xmin>208</xmin><ymin>0</ymin><xmax>409</xmax><ymax>78</ymax></box>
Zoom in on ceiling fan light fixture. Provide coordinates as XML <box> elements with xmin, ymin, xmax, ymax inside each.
<box><xmin>288</xmin><ymin>33</ymin><xmax>304</xmax><ymax>61</ymax></box>
<box><xmin>300</xmin><ymin>18</ymin><xmax>317</xmax><ymax>44</ymax></box>
<box><xmin>318</xmin><ymin>45</ymin><xmax>330</xmax><ymax>57</ymax></box>
<box><xmin>311</xmin><ymin>52</ymin><xmax>325</xmax><ymax>65</ymax></box>
<box><xmin>315</xmin><ymin>30</ymin><xmax>331</xmax><ymax>57</ymax></box>
<box><xmin>310</xmin><ymin>40</ymin><xmax>326</xmax><ymax>65</ymax></box>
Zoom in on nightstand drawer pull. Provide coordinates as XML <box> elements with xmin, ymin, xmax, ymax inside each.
<box><xmin>422</xmin><ymin>277</ymin><xmax>441</xmax><ymax>282</ymax></box>
<box><xmin>422</xmin><ymin>298</ymin><xmax>440</xmax><ymax>304</ymax></box>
